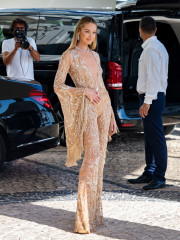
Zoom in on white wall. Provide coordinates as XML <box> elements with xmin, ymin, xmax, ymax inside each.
<box><xmin>0</xmin><ymin>0</ymin><xmax>116</xmax><ymax>10</ymax></box>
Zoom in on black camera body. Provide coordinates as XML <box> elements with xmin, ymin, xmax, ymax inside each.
<box><xmin>14</xmin><ymin>30</ymin><xmax>30</xmax><ymax>49</ymax></box>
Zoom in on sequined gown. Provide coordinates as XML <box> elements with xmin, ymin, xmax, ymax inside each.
<box><xmin>54</xmin><ymin>48</ymin><xmax>116</xmax><ymax>233</ymax></box>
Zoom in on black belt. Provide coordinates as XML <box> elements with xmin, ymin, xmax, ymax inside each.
<box><xmin>138</xmin><ymin>93</ymin><xmax>145</xmax><ymax>99</ymax></box>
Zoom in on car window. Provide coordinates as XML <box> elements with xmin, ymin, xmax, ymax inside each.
<box><xmin>0</xmin><ymin>14</ymin><xmax>39</xmax><ymax>53</ymax></box>
<box><xmin>37</xmin><ymin>15</ymin><xmax>77</xmax><ymax>56</ymax></box>
<box><xmin>112</xmin><ymin>16</ymin><xmax>121</xmax><ymax>62</ymax></box>
<box><xmin>37</xmin><ymin>14</ymin><xmax>111</xmax><ymax>61</ymax></box>
<box><xmin>0</xmin><ymin>14</ymin><xmax>39</xmax><ymax>77</ymax></box>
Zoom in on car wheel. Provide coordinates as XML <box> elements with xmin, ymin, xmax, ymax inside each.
<box><xmin>0</xmin><ymin>134</ymin><xmax>6</xmax><ymax>171</ymax></box>
<box><xmin>54</xmin><ymin>101</ymin><xmax>66</xmax><ymax>146</ymax></box>
<box><xmin>164</xmin><ymin>125</ymin><xmax>176</xmax><ymax>135</ymax></box>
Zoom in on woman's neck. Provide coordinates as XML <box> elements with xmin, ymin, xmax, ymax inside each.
<box><xmin>76</xmin><ymin>41</ymin><xmax>89</xmax><ymax>51</ymax></box>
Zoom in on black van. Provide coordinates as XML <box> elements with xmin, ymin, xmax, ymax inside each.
<box><xmin>0</xmin><ymin>0</ymin><xmax>180</xmax><ymax>145</ymax></box>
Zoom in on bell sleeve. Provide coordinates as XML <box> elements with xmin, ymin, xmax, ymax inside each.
<box><xmin>54</xmin><ymin>50</ymin><xmax>87</xmax><ymax>167</ymax></box>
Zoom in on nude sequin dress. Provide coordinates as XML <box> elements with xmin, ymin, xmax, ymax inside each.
<box><xmin>54</xmin><ymin>48</ymin><xmax>117</xmax><ymax>233</ymax></box>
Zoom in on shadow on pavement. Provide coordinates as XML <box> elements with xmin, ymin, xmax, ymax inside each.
<box><xmin>0</xmin><ymin>203</ymin><xmax>179</xmax><ymax>239</ymax></box>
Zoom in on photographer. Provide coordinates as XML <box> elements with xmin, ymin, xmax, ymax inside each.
<box><xmin>2</xmin><ymin>18</ymin><xmax>40</xmax><ymax>80</ymax></box>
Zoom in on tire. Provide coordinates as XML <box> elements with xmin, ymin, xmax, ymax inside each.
<box><xmin>54</xmin><ymin>101</ymin><xmax>66</xmax><ymax>146</ymax></box>
<box><xmin>0</xmin><ymin>134</ymin><xmax>6</xmax><ymax>171</ymax></box>
<box><xmin>164</xmin><ymin>125</ymin><xmax>176</xmax><ymax>135</ymax></box>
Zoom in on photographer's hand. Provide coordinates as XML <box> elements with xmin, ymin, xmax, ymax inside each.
<box><xmin>2</xmin><ymin>41</ymin><xmax>21</xmax><ymax>66</ymax></box>
<box><xmin>15</xmin><ymin>41</ymin><xmax>21</xmax><ymax>50</ymax></box>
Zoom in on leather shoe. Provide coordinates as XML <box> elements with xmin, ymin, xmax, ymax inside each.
<box><xmin>143</xmin><ymin>180</ymin><xmax>166</xmax><ymax>190</ymax></box>
<box><xmin>128</xmin><ymin>174</ymin><xmax>153</xmax><ymax>184</ymax></box>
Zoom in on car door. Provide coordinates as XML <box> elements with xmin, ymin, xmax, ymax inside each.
<box><xmin>116</xmin><ymin>0</ymin><xmax>180</xmax><ymax>127</ymax></box>
<box><xmin>0</xmin><ymin>77</ymin><xmax>43</xmax><ymax>148</ymax></box>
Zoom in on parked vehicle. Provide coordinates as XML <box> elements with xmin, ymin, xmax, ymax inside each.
<box><xmin>0</xmin><ymin>0</ymin><xmax>180</xmax><ymax>146</ymax></box>
<box><xmin>0</xmin><ymin>76</ymin><xmax>59</xmax><ymax>171</ymax></box>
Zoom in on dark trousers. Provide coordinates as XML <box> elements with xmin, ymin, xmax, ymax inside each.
<box><xmin>139</xmin><ymin>92</ymin><xmax>167</xmax><ymax>182</ymax></box>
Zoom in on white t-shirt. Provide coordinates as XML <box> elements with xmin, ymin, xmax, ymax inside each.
<box><xmin>2</xmin><ymin>38</ymin><xmax>37</xmax><ymax>80</ymax></box>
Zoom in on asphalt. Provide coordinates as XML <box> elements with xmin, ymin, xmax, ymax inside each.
<box><xmin>0</xmin><ymin>125</ymin><xmax>180</xmax><ymax>240</ymax></box>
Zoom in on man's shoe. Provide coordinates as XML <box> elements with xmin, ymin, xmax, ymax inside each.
<box><xmin>128</xmin><ymin>175</ymin><xmax>153</xmax><ymax>184</ymax></box>
<box><xmin>143</xmin><ymin>180</ymin><xmax>166</xmax><ymax>190</ymax></box>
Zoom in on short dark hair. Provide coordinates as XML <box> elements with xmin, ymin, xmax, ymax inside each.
<box><xmin>11</xmin><ymin>18</ymin><xmax>28</xmax><ymax>31</ymax></box>
<box><xmin>139</xmin><ymin>16</ymin><xmax>156</xmax><ymax>34</ymax></box>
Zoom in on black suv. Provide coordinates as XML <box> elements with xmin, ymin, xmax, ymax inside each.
<box><xmin>0</xmin><ymin>0</ymin><xmax>180</xmax><ymax>145</ymax></box>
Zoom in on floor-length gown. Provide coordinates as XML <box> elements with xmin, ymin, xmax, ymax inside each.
<box><xmin>54</xmin><ymin>48</ymin><xmax>116</xmax><ymax>233</ymax></box>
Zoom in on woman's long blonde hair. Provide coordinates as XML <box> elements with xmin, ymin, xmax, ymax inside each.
<box><xmin>68</xmin><ymin>16</ymin><xmax>97</xmax><ymax>50</ymax></box>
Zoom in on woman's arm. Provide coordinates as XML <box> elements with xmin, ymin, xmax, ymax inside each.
<box><xmin>54</xmin><ymin>50</ymin><xmax>72</xmax><ymax>93</ymax></box>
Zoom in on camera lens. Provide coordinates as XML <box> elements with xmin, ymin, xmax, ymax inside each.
<box><xmin>14</xmin><ymin>30</ymin><xmax>24</xmax><ymax>38</ymax></box>
<box><xmin>20</xmin><ymin>38</ymin><xmax>30</xmax><ymax>49</ymax></box>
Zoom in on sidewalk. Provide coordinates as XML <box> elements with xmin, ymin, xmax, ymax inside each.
<box><xmin>0</xmin><ymin>199</ymin><xmax>180</xmax><ymax>240</ymax></box>
<box><xmin>0</xmin><ymin>126</ymin><xmax>180</xmax><ymax>240</ymax></box>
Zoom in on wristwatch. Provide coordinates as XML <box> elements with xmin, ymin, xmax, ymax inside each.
<box><xmin>29</xmin><ymin>47</ymin><xmax>34</xmax><ymax>52</ymax></box>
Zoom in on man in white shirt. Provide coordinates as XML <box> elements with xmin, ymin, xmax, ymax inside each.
<box><xmin>2</xmin><ymin>18</ymin><xmax>40</xmax><ymax>80</ymax></box>
<box><xmin>128</xmin><ymin>16</ymin><xmax>169</xmax><ymax>190</ymax></box>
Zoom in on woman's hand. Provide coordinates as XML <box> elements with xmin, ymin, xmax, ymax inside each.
<box><xmin>85</xmin><ymin>88</ymin><xmax>101</xmax><ymax>104</ymax></box>
<box><xmin>109</xmin><ymin>117</ymin><xmax>117</xmax><ymax>137</ymax></box>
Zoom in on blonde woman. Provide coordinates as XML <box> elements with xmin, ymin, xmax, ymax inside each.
<box><xmin>54</xmin><ymin>16</ymin><xmax>117</xmax><ymax>234</ymax></box>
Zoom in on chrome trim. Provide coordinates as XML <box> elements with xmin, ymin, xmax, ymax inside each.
<box><xmin>17</xmin><ymin>137</ymin><xmax>57</xmax><ymax>148</ymax></box>
<box><xmin>107</xmin><ymin>83</ymin><xmax>122</xmax><ymax>87</ymax></box>
<box><xmin>116</xmin><ymin>0</ymin><xmax>136</xmax><ymax>10</ymax></box>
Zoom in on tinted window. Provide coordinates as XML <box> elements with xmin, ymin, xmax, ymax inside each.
<box><xmin>112</xmin><ymin>16</ymin><xmax>121</xmax><ymax>62</ymax></box>
<box><xmin>37</xmin><ymin>15</ymin><xmax>77</xmax><ymax>56</ymax></box>
<box><xmin>0</xmin><ymin>14</ymin><xmax>39</xmax><ymax>76</ymax></box>
<box><xmin>0</xmin><ymin>14</ymin><xmax>38</xmax><ymax>53</ymax></box>
<box><xmin>37</xmin><ymin>14</ymin><xmax>111</xmax><ymax>61</ymax></box>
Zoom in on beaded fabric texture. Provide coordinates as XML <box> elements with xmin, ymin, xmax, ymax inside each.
<box><xmin>54</xmin><ymin>48</ymin><xmax>117</xmax><ymax>233</ymax></box>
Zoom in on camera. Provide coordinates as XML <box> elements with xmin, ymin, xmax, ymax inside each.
<box><xmin>14</xmin><ymin>30</ymin><xmax>30</xmax><ymax>49</ymax></box>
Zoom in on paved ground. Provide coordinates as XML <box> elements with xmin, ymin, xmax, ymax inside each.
<box><xmin>0</xmin><ymin>125</ymin><xmax>180</xmax><ymax>240</ymax></box>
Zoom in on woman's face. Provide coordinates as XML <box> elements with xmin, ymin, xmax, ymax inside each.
<box><xmin>79</xmin><ymin>22</ymin><xmax>97</xmax><ymax>45</ymax></box>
